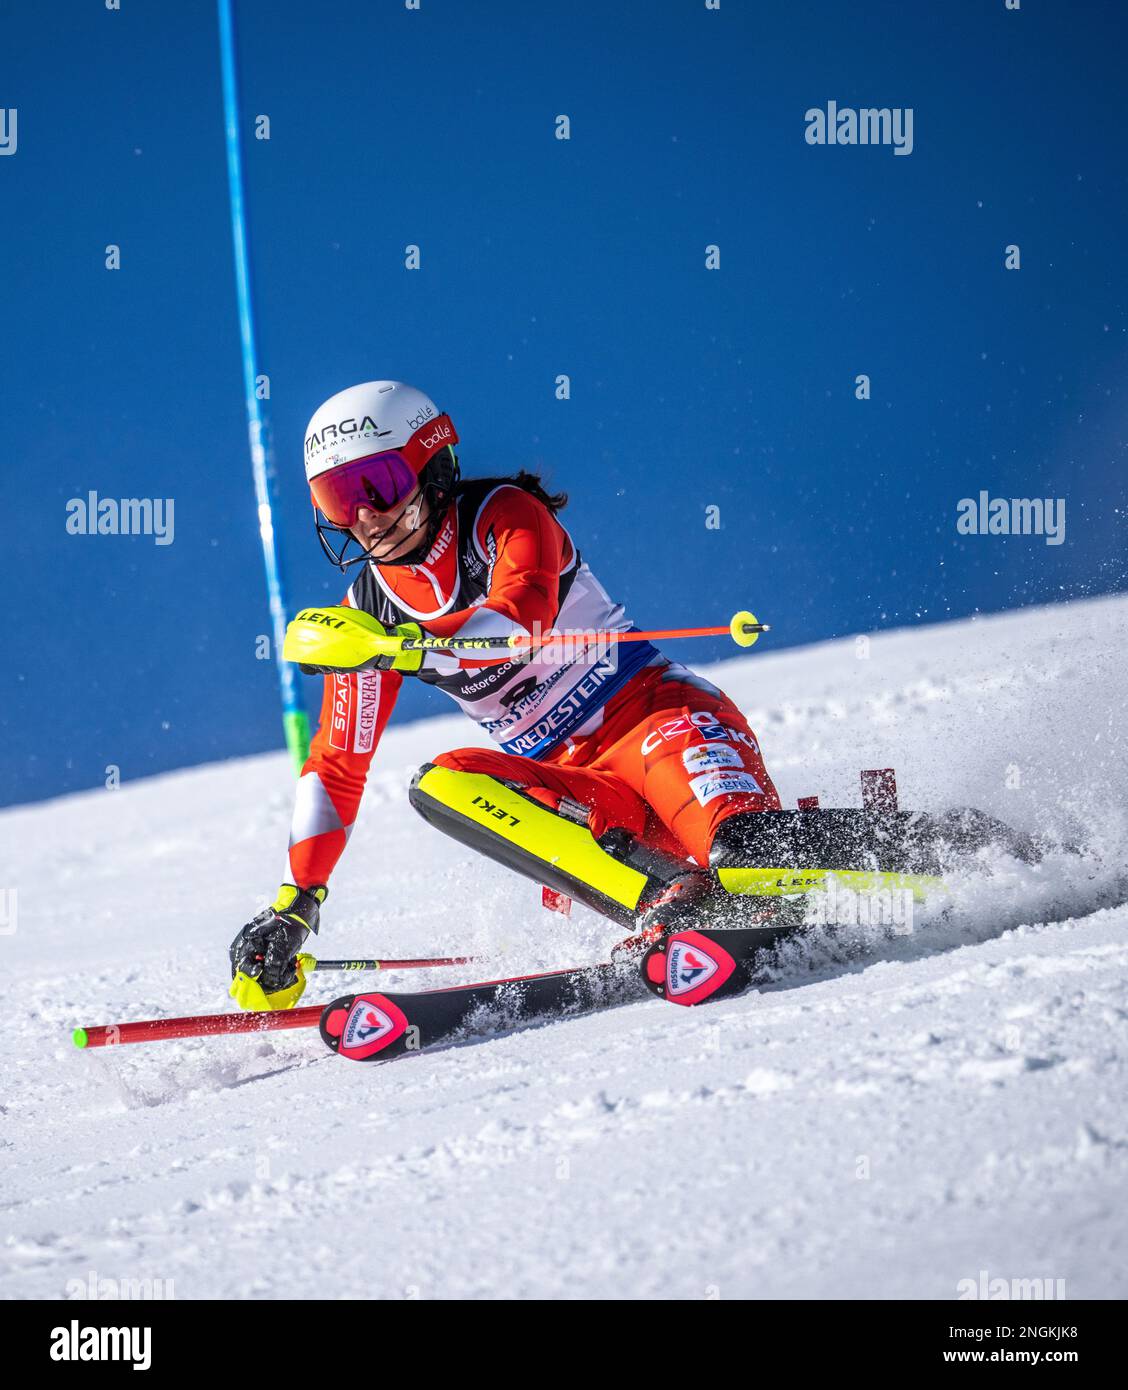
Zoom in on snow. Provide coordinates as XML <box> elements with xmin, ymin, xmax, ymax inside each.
<box><xmin>2</xmin><ymin>595</ymin><xmax>1126</xmax><ymax>1299</ymax></box>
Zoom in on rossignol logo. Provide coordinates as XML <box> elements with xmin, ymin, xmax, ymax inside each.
<box><xmin>305</xmin><ymin>415</ymin><xmax>392</xmax><ymax>456</ymax></box>
<box><xmin>344</xmin><ymin>999</ymin><xmax>395</xmax><ymax>1048</ymax></box>
<box><xmin>50</xmin><ymin>1321</ymin><xmax>151</xmax><ymax>1370</ymax></box>
<box><xmin>666</xmin><ymin>941</ymin><xmax>719</xmax><ymax>997</ymax></box>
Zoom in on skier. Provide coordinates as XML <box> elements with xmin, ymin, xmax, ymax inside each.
<box><xmin>229</xmin><ymin>380</ymin><xmax>784</xmax><ymax>1010</ymax></box>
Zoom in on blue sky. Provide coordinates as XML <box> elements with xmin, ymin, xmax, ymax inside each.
<box><xmin>1</xmin><ymin>0</ymin><xmax>1125</xmax><ymax>807</ymax></box>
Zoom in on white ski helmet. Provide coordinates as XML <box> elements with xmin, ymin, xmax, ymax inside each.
<box><xmin>303</xmin><ymin>380</ymin><xmax>460</xmax><ymax>569</ymax></box>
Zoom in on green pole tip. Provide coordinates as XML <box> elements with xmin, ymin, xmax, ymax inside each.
<box><xmin>72</xmin><ymin>1027</ymin><xmax>88</xmax><ymax>1049</ymax></box>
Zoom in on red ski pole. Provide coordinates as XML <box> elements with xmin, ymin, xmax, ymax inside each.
<box><xmin>73</xmin><ymin>954</ymin><xmax>477</xmax><ymax>1049</ymax></box>
<box><xmin>286</xmin><ymin>606</ymin><xmax>769</xmax><ymax>673</ymax></box>
<box><xmin>73</xmin><ymin>1005</ymin><xmax>325</xmax><ymax>1049</ymax></box>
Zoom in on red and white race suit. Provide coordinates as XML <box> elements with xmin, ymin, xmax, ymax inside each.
<box><xmin>285</xmin><ymin>479</ymin><xmax>780</xmax><ymax>887</ymax></box>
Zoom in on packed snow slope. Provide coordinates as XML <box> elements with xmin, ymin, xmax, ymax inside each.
<box><xmin>3</xmin><ymin>595</ymin><xmax>1126</xmax><ymax>1300</ymax></box>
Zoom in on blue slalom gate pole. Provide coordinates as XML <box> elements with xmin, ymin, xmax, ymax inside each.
<box><xmin>216</xmin><ymin>0</ymin><xmax>309</xmax><ymax>774</ymax></box>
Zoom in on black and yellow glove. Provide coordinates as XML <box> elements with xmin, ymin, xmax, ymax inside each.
<box><xmin>369</xmin><ymin>620</ymin><xmax>424</xmax><ymax>674</ymax></box>
<box><xmin>228</xmin><ymin>883</ymin><xmax>328</xmax><ymax>1012</ymax></box>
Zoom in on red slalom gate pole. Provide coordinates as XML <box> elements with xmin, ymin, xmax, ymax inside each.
<box><xmin>73</xmin><ymin>1005</ymin><xmax>325</xmax><ymax>1050</ymax></box>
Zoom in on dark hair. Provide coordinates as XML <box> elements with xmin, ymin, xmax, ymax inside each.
<box><xmin>456</xmin><ymin>469</ymin><xmax>568</xmax><ymax>514</ymax></box>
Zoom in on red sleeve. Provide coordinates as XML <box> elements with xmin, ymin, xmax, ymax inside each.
<box><xmin>284</xmin><ymin>659</ymin><xmax>402</xmax><ymax>890</ymax></box>
<box><xmin>425</xmin><ymin>485</ymin><xmax>569</xmax><ymax>640</ymax></box>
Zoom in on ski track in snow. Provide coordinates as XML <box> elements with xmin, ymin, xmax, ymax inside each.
<box><xmin>1</xmin><ymin>596</ymin><xmax>1126</xmax><ymax>1299</ymax></box>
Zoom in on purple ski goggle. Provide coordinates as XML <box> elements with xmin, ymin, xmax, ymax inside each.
<box><xmin>310</xmin><ymin>415</ymin><xmax>458</xmax><ymax>527</ymax></box>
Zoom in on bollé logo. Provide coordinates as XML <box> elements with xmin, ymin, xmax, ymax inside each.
<box><xmin>419</xmin><ymin>421</ymin><xmax>452</xmax><ymax>450</ymax></box>
<box><xmin>406</xmin><ymin>405</ymin><xmax>436</xmax><ymax>429</ymax></box>
<box><xmin>306</xmin><ymin>415</ymin><xmax>391</xmax><ymax>455</ymax></box>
